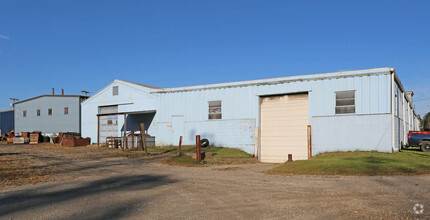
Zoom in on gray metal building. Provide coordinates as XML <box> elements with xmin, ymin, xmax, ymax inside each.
<box><xmin>0</xmin><ymin>109</ymin><xmax>14</xmax><ymax>135</ymax></box>
<box><xmin>14</xmin><ymin>93</ymin><xmax>88</xmax><ymax>135</ymax></box>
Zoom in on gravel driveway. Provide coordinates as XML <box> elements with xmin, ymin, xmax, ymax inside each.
<box><xmin>0</xmin><ymin>144</ymin><xmax>429</xmax><ymax>219</ymax></box>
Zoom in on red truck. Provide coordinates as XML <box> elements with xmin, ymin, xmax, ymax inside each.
<box><xmin>407</xmin><ymin>131</ymin><xmax>430</xmax><ymax>152</ymax></box>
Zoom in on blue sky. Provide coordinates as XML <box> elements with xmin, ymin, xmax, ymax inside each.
<box><xmin>0</xmin><ymin>0</ymin><xmax>429</xmax><ymax>116</ymax></box>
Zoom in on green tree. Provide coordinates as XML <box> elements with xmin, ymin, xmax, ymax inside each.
<box><xmin>422</xmin><ymin>112</ymin><xmax>430</xmax><ymax>131</ymax></box>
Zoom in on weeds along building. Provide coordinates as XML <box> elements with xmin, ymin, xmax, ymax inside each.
<box><xmin>81</xmin><ymin>67</ymin><xmax>420</xmax><ymax>163</ymax></box>
<box><xmin>14</xmin><ymin>90</ymin><xmax>88</xmax><ymax>135</ymax></box>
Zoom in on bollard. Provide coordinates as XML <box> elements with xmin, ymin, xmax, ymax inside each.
<box><xmin>177</xmin><ymin>136</ymin><xmax>182</xmax><ymax>156</ymax></box>
<box><xmin>196</xmin><ymin>135</ymin><xmax>202</xmax><ymax>163</ymax></box>
<box><xmin>287</xmin><ymin>154</ymin><xmax>293</xmax><ymax>162</ymax></box>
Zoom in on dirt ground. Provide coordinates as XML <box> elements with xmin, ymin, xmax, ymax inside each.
<box><xmin>0</xmin><ymin>144</ymin><xmax>429</xmax><ymax>219</ymax></box>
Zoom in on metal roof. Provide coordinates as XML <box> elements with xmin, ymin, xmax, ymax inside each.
<box><xmin>154</xmin><ymin>67</ymin><xmax>394</xmax><ymax>93</ymax></box>
<box><xmin>97</xmin><ymin>110</ymin><xmax>156</xmax><ymax>116</ymax></box>
<box><xmin>14</xmin><ymin>95</ymin><xmax>89</xmax><ymax>105</ymax></box>
<box><xmin>0</xmin><ymin>109</ymin><xmax>14</xmax><ymax>113</ymax></box>
<box><xmin>116</xmin><ymin>79</ymin><xmax>162</xmax><ymax>90</ymax></box>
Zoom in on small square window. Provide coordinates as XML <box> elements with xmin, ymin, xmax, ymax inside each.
<box><xmin>113</xmin><ymin>86</ymin><xmax>119</xmax><ymax>96</ymax></box>
<box><xmin>23</xmin><ymin>110</ymin><xmax>27</xmax><ymax>117</ymax></box>
<box><xmin>37</xmin><ymin>109</ymin><xmax>40</xmax><ymax>116</ymax></box>
<box><xmin>64</xmin><ymin>107</ymin><xmax>69</xmax><ymax>115</ymax></box>
<box><xmin>208</xmin><ymin>101</ymin><xmax>222</xmax><ymax>119</ymax></box>
<box><xmin>335</xmin><ymin>91</ymin><xmax>355</xmax><ymax>114</ymax></box>
<box><xmin>48</xmin><ymin>108</ymin><xmax>52</xmax><ymax>116</ymax></box>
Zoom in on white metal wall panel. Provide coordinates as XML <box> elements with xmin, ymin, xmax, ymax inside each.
<box><xmin>260</xmin><ymin>93</ymin><xmax>309</xmax><ymax>163</ymax></box>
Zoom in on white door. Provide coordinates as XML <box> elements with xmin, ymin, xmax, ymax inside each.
<box><xmin>260</xmin><ymin>93</ymin><xmax>309</xmax><ymax>163</ymax></box>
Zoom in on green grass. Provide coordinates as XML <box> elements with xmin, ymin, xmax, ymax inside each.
<box><xmin>200</xmin><ymin>146</ymin><xmax>253</xmax><ymax>158</ymax></box>
<box><xmin>268</xmin><ymin>149</ymin><xmax>430</xmax><ymax>176</ymax></box>
<box><xmin>166</xmin><ymin>155</ymin><xmax>204</xmax><ymax>166</ymax></box>
<box><xmin>101</xmin><ymin>145</ymin><xmax>254</xmax><ymax>165</ymax></box>
<box><xmin>166</xmin><ymin>145</ymin><xmax>254</xmax><ymax>166</ymax></box>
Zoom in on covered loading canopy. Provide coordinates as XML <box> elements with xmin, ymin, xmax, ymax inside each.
<box><xmin>97</xmin><ymin>110</ymin><xmax>156</xmax><ymax>147</ymax></box>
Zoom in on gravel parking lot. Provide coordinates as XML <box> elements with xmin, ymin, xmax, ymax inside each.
<box><xmin>0</xmin><ymin>144</ymin><xmax>429</xmax><ymax>219</ymax></box>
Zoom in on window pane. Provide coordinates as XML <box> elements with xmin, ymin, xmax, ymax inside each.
<box><xmin>336</xmin><ymin>106</ymin><xmax>355</xmax><ymax>114</ymax></box>
<box><xmin>208</xmin><ymin>114</ymin><xmax>222</xmax><ymax>119</ymax></box>
<box><xmin>64</xmin><ymin>107</ymin><xmax>68</xmax><ymax>115</ymax></box>
<box><xmin>336</xmin><ymin>99</ymin><xmax>355</xmax><ymax>106</ymax></box>
<box><xmin>336</xmin><ymin>91</ymin><xmax>355</xmax><ymax>99</ymax></box>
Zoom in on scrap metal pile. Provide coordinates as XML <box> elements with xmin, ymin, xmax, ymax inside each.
<box><xmin>1</xmin><ymin>130</ymin><xmax>90</xmax><ymax>146</ymax></box>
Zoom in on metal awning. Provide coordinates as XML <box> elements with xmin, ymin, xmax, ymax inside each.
<box><xmin>97</xmin><ymin>110</ymin><xmax>156</xmax><ymax>117</ymax></box>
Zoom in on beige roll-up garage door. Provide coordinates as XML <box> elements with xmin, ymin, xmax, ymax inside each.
<box><xmin>260</xmin><ymin>93</ymin><xmax>309</xmax><ymax>163</ymax></box>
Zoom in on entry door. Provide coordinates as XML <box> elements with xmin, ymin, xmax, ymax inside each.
<box><xmin>260</xmin><ymin>93</ymin><xmax>309</xmax><ymax>163</ymax></box>
<box><xmin>172</xmin><ymin>116</ymin><xmax>184</xmax><ymax>144</ymax></box>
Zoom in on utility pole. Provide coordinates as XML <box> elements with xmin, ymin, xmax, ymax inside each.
<box><xmin>81</xmin><ymin>90</ymin><xmax>90</xmax><ymax>96</ymax></box>
<box><xmin>9</xmin><ymin>97</ymin><xmax>19</xmax><ymax>109</ymax></box>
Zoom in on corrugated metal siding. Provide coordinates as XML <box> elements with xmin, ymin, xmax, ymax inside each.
<box><xmin>0</xmin><ymin>110</ymin><xmax>14</xmax><ymax>135</ymax></box>
<box><xmin>14</xmin><ymin>97</ymin><xmax>81</xmax><ymax>134</ymax></box>
<box><xmin>154</xmin><ymin>72</ymin><xmax>392</xmax><ymax>154</ymax></box>
<box><xmin>157</xmin><ymin>73</ymin><xmax>391</xmax><ymax>122</ymax></box>
<box><xmin>81</xmin><ymin>80</ymin><xmax>159</xmax><ymax>143</ymax></box>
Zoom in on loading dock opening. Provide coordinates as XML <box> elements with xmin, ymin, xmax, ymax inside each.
<box><xmin>96</xmin><ymin>110</ymin><xmax>156</xmax><ymax>148</ymax></box>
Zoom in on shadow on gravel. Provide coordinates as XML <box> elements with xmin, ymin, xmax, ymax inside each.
<box><xmin>0</xmin><ymin>174</ymin><xmax>177</xmax><ymax>218</ymax></box>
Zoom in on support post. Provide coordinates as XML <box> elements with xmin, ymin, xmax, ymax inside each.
<box><xmin>143</xmin><ymin>125</ymin><xmax>147</xmax><ymax>155</ymax></box>
<box><xmin>123</xmin><ymin>114</ymin><xmax>127</xmax><ymax>150</ymax></box>
<box><xmin>196</xmin><ymin>135</ymin><xmax>201</xmax><ymax>163</ymax></box>
<box><xmin>307</xmin><ymin>125</ymin><xmax>312</xmax><ymax>159</ymax></box>
<box><xmin>140</xmin><ymin>123</ymin><xmax>145</xmax><ymax>152</ymax></box>
<box><xmin>97</xmin><ymin>116</ymin><xmax>100</xmax><ymax>147</ymax></box>
<box><xmin>177</xmin><ymin>136</ymin><xmax>183</xmax><ymax>156</ymax></box>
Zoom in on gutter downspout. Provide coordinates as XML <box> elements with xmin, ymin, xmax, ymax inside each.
<box><xmin>391</xmin><ymin>71</ymin><xmax>396</xmax><ymax>152</ymax></box>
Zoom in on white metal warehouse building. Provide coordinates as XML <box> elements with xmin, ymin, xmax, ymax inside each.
<box><xmin>81</xmin><ymin>67</ymin><xmax>420</xmax><ymax>163</ymax></box>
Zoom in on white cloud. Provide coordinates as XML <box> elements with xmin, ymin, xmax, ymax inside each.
<box><xmin>0</xmin><ymin>34</ymin><xmax>10</xmax><ymax>40</ymax></box>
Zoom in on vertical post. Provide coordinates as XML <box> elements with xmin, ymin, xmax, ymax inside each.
<box><xmin>143</xmin><ymin>126</ymin><xmax>147</xmax><ymax>156</ymax></box>
<box><xmin>177</xmin><ymin>136</ymin><xmax>183</xmax><ymax>156</ymax></box>
<box><xmin>123</xmin><ymin>114</ymin><xmax>127</xmax><ymax>150</ymax></box>
<box><xmin>140</xmin><ymin>123</ymin><xmax>145</xmax><ymax>152</ymax></box>
<box><xmin>97</xmin><ymin>115</ymin><xmax>100</xmax><ymax>147</ymax></box>
<box><xmin>307</xmin><ymin>125</ymin><xmax>312</xmax><ymax>159</ymax></box>
<box><xmin>287</xmin><ymin>154</ymin><xmax>293</xmax><ymax>162</ymax></box>
<box><xmin>196</xmin><ymin>135</ymin><xmax>201</xmax><ymax>163</ymax></box>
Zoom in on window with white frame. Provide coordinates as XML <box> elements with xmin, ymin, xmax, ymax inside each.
<box><xmin>335</xmin><ymin>91</ymin><xmax>355</xmax><ymax>114</ymax></box>
<box><xmin>208</xmin><ymin>101</ymin><xmax>222</xmax><ymax>119</ymax></box>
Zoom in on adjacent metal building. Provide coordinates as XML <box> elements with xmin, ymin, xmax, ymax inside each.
<box><xmin>81</xmin><ymin>68</ymin><xmax>420</xmax><ymax>163</ymax></box>
<box><xmin>0</xmin><ymin>109</ymin><xmax>14</xmax><ymax>135</ymax></box>
<box><xmin>14</xmin><ymin>93</ymin><xmax>88</xmax><ymax>135</ymax></box>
